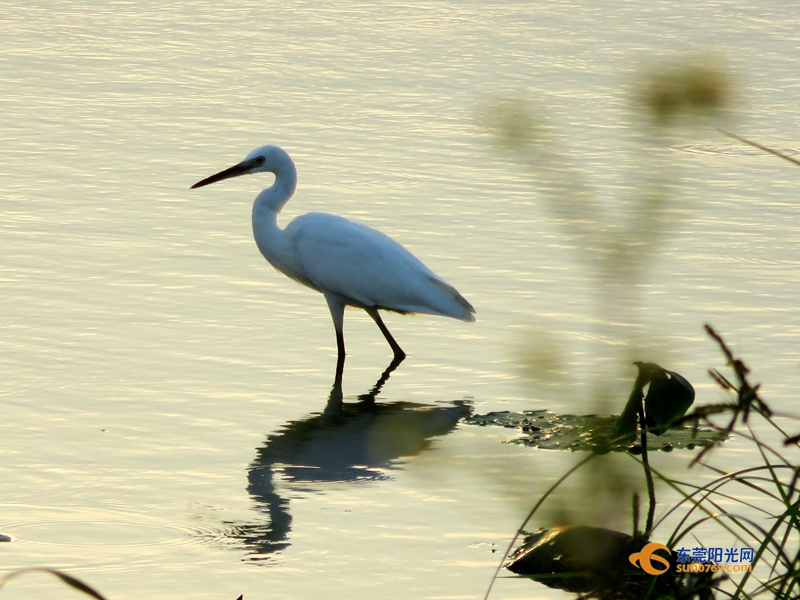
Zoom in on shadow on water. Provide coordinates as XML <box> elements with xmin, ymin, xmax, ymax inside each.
<box><xmin>212</xmin><ymin>355</ymin><xmax>472</xmax><ymax>561</ymax></box>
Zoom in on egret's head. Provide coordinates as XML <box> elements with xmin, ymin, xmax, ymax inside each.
<box><xmin>191</xmin><ymin>145</ymin><xmax>294</xmax><ymax>189</ymax></box>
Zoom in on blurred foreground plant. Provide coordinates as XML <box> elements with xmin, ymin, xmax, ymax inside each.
<box><xmin>0</xmin><ymin>568</ymin><xmax>245</xmax><ymax>599</ymax></box>
<box><xmin>0</xmin><ymin>568</ymin><xmax>108</xmax><ymax>600</ymax></box>
<box><xmin>482</xmin><ymin>55</ymin><xmax>734</xmax><ymax>403</ymax></box>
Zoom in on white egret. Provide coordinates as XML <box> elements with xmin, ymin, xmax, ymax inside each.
<box><xmin>191</xmin><ymin>145</ymin><xmax>475</xmax><ymax>358</ymax></box>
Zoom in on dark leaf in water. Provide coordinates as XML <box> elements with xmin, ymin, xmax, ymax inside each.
<box><xmin>506</xmin><ymin>526</ymin><xmax>717</xmax><ymax>598</ymax></box>
<box><xmin>614</xmin><ymin>362</ymin><xmax>695</xmax><ymax>441</ymax></box>
<box><xmin>641</xmin><ymin>364</ymin><xmax>695</xmax><ymax>436</ymax></box>
<box><xmin>505</xmin><ymin>525</ymin><xmax>640</xmax><ymax>593</ymax></box>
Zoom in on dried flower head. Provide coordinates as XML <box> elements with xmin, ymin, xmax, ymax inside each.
<box><xmin>638</xmin><ymin>58</ymin><xmax>732</xmax><ymax>125</ymax></box>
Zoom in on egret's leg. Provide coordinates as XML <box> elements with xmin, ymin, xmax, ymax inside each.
<box><xmin>324</xmin><ymin>293</ymin><xmax>347</xmax><ymax>357</ymax></box>
<box><xmin>335</xmin><ymin>330</ymin><xmax>346</xmax><ymax>357</ymax></box>
<box><xmin>365</xmin><ymin>307</ymin><xmax>406</xmax><ymax>359</ymax></box>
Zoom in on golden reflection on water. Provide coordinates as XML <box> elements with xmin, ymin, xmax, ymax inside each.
<box><xmin>2</xmin><ymin>2</ymin><xmax>800</xmax><ymax>600</ymax></box>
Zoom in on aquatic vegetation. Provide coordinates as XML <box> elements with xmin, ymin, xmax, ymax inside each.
<box><xmin>485</xmin><ymin>326</ymin><xmax>800</xmax><ymax>599</ymax></box>
<box><xmin>465</xmin><ymin>357</ymin><xmax>719</xmax><ymax>453</ymax></box>
<box><xmin>464</xmin><ymin>409</ymin><xmax>720</xmax><ymax>453</ymax></box>
<box><xmin>479</xmin><ymin>56</ymin><xmax>800</xmax><ymax>598</ymax></box>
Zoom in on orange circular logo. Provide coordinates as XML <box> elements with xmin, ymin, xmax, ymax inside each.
<box><xmin>629</xmin><ymin>542</ymin><xmax>671</xmax><ymax>575</ymax></box>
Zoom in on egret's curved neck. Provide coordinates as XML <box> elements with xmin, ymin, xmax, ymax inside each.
<box><xmin>251</xmin><ymin>160</ymin><xmax>298</xmax><ymax>273</ymax></box>
<box><xmin>255</xmin><ymin>160</ymin><xmax>298</xmax><ymax>216</ymax></box>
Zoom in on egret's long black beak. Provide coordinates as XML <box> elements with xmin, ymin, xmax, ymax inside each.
<box><xmin>191</xmin><ymin>157</ymin><xmax>260</xmax><ymax>189</ymax></box>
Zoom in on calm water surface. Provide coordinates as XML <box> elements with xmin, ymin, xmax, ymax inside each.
<box><xmin>2</xmin><ymin>1</ymin><xmax>800</xmax><ymax>599</ymax></box>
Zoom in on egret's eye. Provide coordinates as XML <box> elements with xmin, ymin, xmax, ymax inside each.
<box><xmin>256</xmin><ymin>156</ymin><xmax>265</xmax><ymax>164</ymax></box>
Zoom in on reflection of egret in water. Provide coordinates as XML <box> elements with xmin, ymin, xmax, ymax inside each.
<box><xmin>219</xmin><ymin>356</ymin><xmax>471</xmax><ymax>561</ymax></box>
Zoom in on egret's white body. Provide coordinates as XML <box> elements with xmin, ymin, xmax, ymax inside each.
<box><xmin>192</xmin><ymin>145</ymin><xmax>475</xmax><ymax>357</ymax></box>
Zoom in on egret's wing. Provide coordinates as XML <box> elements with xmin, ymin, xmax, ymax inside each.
<box><xmin>285</xmin><ymin>213</ymin><xmax>474</xmax><ymax>321</ymax></box>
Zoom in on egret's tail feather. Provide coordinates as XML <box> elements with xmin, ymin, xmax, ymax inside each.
<box><xmin>425</xmin><ymin>276</ymin><xmax>476</xmax><ymax>322</ymax></box>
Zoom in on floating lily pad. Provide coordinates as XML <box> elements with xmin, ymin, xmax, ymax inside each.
<box><xmin>463</xmin><ymin>410</ymin><xmax>724</xmax><ymax>452</ymax></box>
<box><xmin>506</xmin><ymin>525</ymin><xmax>713</xmax><ymax>598</ymax></box>
<box><xmin>506</xmin><ymin>525</ymin><xmax>640</xmax><ymax>593</ymax></box>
